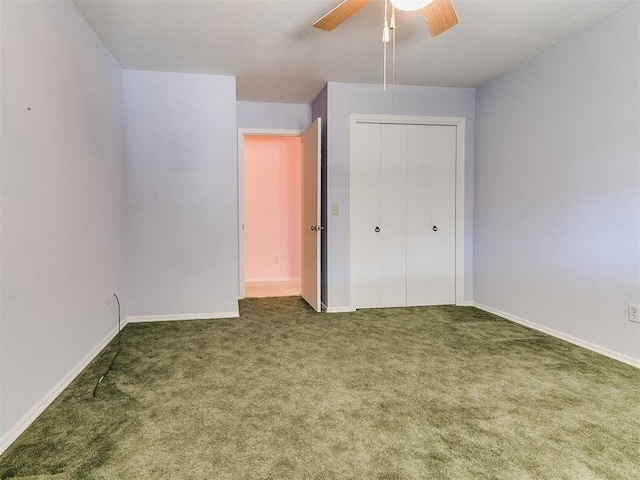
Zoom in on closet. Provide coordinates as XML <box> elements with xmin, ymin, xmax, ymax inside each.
<box><xmin>351</xmin><ymin>121</ymin><xmax>457</xmax><ymax>309</ymax></box>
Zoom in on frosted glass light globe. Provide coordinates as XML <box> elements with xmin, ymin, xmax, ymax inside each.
<box><xmin>390</xmin><ymin>0</ymin><xmax>434</xmax><ymax>11</ymax></box>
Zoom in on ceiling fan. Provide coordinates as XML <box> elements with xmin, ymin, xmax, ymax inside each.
<box><xmin>313</xmin><ymin>0</ymin><xmax>459</xmax><ymax>38</ymax></box>
<box><xmin>314</xmin><ymin>0</ymin><xmax>459</xmax><ymax>91</ymax></box>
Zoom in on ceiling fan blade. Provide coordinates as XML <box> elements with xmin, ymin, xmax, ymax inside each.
<box><xmin>313</xmin><ymin>0</ymin><xmax>371</xmax><ymax>31</ymax></box>
<box><xmin>421</xmin><ymin>0</ymin><xmax>459</xmax><ymax>37</ymax></box>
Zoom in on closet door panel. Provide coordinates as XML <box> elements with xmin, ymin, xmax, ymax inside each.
<box><xmin>352</xmin><ymin>123</ymin><xmax>382</xmax><ymax>308</ymax></box>
<box><xmin>430</xmin><ymin>125</ymin><xmax>457</xmax><ymax>305</ymax></box>
<box><xmin>406</xmin><ymin>125</ymin><xmax>433</xmax><ymax>306</ymax></box>
<box><xmin>380</xmin><ymin>124</ymin><xmax>408</xmax><ymax>307</ymax></box>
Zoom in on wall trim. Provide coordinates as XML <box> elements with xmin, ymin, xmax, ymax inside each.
<box><xmin>127</xmin><ymin>311</ymin><xmax>240</xmax><ymax>323</ymax></box>
<box><xmin>326</xmin><ymin>306</ymin><xmax>352</xmax><ymax>313</ymax></box>
<box><xmin>321</xmin><ymin>302</ymin><xmax>352</xmax><ymax>313</ymax></box>
<box><xmin>0</xmin><ymin>319</ymin><xmax>129</xmax><ymax>456</ymax></box>
<box><xmin>472</xmin><ymin>302</ymin><xmax>640</xmax><ymax>369</ymax></box>
<box><xmin>245</xmin><ymin>277</ymin><xmax>301</xmax><ymax>283</ymax></box>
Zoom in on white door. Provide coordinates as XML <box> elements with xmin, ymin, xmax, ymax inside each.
<box><xmin>351</xmin><ymin>123</ymin><xmax>410</xmax><ymax>309</ymax></box>
<box><xmin>406</xmin><ymin>125</ymin><xmax>433</xmax><ymax>306</ymax></box>
<box><xmin>427</xmin><ymin>125</ymin><xmax>456</xmax><ymax>304</ymax></box>
<box><xmin>380</xmin><ymin>124</ymin><xmax>408</xmax><ymax>307</ymax></box>
<box><xmin>406</xmin><ymin>125</ymin><xmax>456</xmax><ymax>306</ymax></box>
<box><xmin>351</xmin><ymin>123</ymin><xmax>382</xmax><ymax>308</ymax></box>
<box><xmin>301</xmin><ymin>118</ymin><xmax>321</xmax><ymax>311</ymax></box>
<box><xmin>351</xmin><ymin>122</ymin><xmax>457</xmax><ymax>309</ymax></box>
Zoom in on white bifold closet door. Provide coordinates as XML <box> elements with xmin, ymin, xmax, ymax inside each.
<box><xmin>406</xmin><ymin>125</ymin><xmax>456</xmax><ymax>306</ymax></box>
<box><xmin>352</xmin><ymin>123</ymin><xmax>382</xmax><ymax>308</ymax></box>
<box><xmin>351</xmin><ymin>122</ymin><xmax>456</xmax><ymax>309</ymax></box>
<box><xmin>380</xmin><ymin>124</ymin><xmax>408</xmax><ymax>307</ymax></box>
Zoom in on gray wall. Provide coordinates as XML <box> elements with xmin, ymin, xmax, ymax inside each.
<box><xmin>237</xmin><ymin>101</ymin><xmax>311</xmax><ymax>130</ymax></box>
<box><xmin>474</xmin><ymin>5</ymin><xmax>640</xmax><ymax>361</ymax></box>
<box><xmin>325</xmin><ymin>82</ymin><xmax>476</xmax><ymax>309</ymax></box>
<box><xmin>311</xmin><ymin>86</ymin><xmax>329</xmax><ymax>306</ymax></box>
<box><xmin>1</xmin><ymin>0</ymin><xmax>126</xmax><ymax>437</ymax></box>
<box><xmin>124</xmin><ymin>70</ymin><xmax>239</xmax><ymax>317</ymax></box>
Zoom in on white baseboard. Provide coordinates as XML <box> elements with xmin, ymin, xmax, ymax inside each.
<box><xmin>322</xmin><ymin>304</ymin><xmax>352</xmax><ymax>314</ymax></box>
<box><xmin>472</xmin><ymin>302</ymin><xmax>640</xmax><ymax>369</ymax></box>
<box><xmin>457</xmin><ymin>301</ymin><xmax>474</xmax><ymax>307</ymax></box>
<box><xmin>127</xmin><ymin>311</ymin><xmax>239</xmax><ymax>323</ymax></box>
<box><xmin>0</xmin><ymin>319</ymin><xmax>128</xmax><ymax>456</ymax></box>
<box><xmin>245</xmin><ymin>277</ymin><xmax>301</xmax><ymax>283</ymax></box>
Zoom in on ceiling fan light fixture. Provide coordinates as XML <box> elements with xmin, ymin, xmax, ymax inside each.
<box><xmin>390</xmin><ymin>0</ymin><xmax>434</xmax><ymax>11</ymax></box>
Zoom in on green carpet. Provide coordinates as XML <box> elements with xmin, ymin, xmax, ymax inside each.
<box><xmin>1</xmin><ymin>297</ymin><xmax>639</xmax><ymax>479</ymax></box>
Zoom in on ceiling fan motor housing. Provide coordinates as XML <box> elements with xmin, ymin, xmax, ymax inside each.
<box><xmin>391</xmin><ymin>0</ymin><xmax>435</xmax><ymax>11</ymax></box>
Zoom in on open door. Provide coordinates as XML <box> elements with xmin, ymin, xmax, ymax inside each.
<box><xmin>301</xmin><ymin>118</ymin><xmax>322</xmax><ymax>311</ymax></box>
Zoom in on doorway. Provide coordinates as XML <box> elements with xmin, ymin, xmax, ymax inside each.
<box><xmin>239</xmin><ymin>130</ymin><xmax>302</xmax><ymax>299</ymax></box>
<box><xmin>238</xmin><ymin>121</ymin><xmax>322</xmax><ymax>310</ymax></box>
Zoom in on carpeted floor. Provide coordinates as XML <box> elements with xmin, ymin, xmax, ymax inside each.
<box><xmin>1</xmin><ymin>297</ymin><xmax>639</xmax><ymax>479</ymax></box>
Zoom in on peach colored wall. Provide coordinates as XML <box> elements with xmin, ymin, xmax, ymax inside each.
<box><xmin>244</xmin><ymin>136</ymin><xmax>301</xmax><ymax>282</ymax></box>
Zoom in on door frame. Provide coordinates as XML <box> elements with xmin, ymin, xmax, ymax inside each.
<box><xmin>349</xmin><ymin>114</ymin><xmax>467</xmax><ymax>310</ymax></box>
<box><xmin>237</xmin><ymin>128</ymin><xmax>302</xmax><ymax>299</ymax></box>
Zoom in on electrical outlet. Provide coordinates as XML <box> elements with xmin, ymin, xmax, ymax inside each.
<box><xmin>629</xmin><ymin>304</ymin><xmax>640</xmax><ymax>323</ymax></box>
<box><xmin>274</xmin><ymin>256</ymin><xmax>279</xmax><ymax>263</ymax></box>
<box><xmin>107</xmin><ymin>289</ymin><xmax>115</xmax><ymax>305</ymax></box>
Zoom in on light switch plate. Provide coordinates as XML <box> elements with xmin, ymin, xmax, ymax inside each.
<box><xmin>332</xmin><ymin>204</ymin><xmax>339</xmax><ymax>215</ymax></box>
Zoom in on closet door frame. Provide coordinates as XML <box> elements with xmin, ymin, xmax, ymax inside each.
<box><xmin>349</xmin><ymin>114</ymin><xmax>466</xmax><ymax>310</ymax></box>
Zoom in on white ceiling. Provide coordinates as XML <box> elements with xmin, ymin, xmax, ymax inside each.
<box><xmin>73</xmin><ymin>0</ymin><xmax>638</xmax><ymax>104</ymax></box>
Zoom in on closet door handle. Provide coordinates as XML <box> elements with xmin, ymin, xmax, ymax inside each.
<box><xmin>432</xmin><ymin>225</ymin><xmax>438</xmax><ymax>232</ymax></box>
<box><xmin>375</xmin><ymin>226</ymin><xmax>381</xmax><ymax>233</ymax></box>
